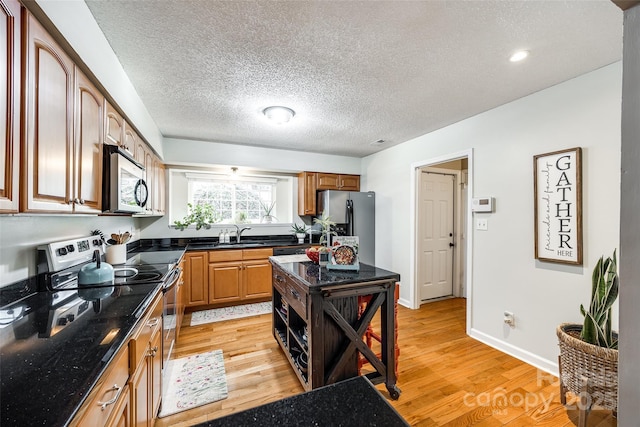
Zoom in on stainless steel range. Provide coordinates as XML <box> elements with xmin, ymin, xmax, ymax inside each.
<box><xmin>37</xmin><ymin>237</ymin><xmax>183</xmax><ymax>364</ymax></box>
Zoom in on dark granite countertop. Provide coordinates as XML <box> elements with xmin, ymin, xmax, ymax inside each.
<box><xmin>0</xmin><ymin>282</ymin><xmax>161</xmax><ymax>426</ymax></box>
<box><xmin>197</xmin><ymin>376</ymin><xmax>408</xmax><ymax>427</ymax></box>
<box><xmin>270</xmin><ymin>258</ymin><xmax>400</xmax><ymax>289</ymax></box>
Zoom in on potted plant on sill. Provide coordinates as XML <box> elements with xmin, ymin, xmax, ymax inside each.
<box><xmin>556</xmin><ymin>250</ymin><xmax>619</xmax><ymax>427</ymax></box>
<box><xmin>173</xmin><ymin>203</ymin><xmax>221</xmax><ymax>231</ymax></box>
<box><xmin>291</xmin><ymin>223</ymin><xmax>309</xmax><ymax>244</ymax></box>
<box><xmin>260</xmin><ymin>200</ymin><xmax>277</xmax><ymax>223</ymax></box>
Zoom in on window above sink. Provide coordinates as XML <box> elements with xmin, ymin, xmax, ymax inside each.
<box><xmin>169</xmin><ymin>169</ymin><xmax>295</xmax><ymax>227</ymax></box>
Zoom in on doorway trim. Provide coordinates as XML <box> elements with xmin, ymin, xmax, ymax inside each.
<box><xmin>409</xmin><ymin>149</ymin><xmax>474</xmax><ymax>332</ymax></box>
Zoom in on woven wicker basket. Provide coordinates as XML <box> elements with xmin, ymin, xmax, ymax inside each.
<box><xmin>556</xmin><ymin>323</ymin><xmax>618</xmax><ymax>412</ymax></box>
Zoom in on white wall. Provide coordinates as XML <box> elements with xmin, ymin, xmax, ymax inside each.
<box><xmin>140</xmin><ymin>138</ymin><xmax>362</xmax><ymax>239</ymax></box>
<box><xmin>0</xmin><ymin>216</ymin><xmax>141</xmax><ymax>287</ymax></box>
<box><xmin>618</xmin><ymin>4</ymin><xmax>640</xmax><ymax>424</ymax></box>
<box><xmin>363</xmin><ymin>63</ymin><xmax>622</xmax><ymax>373</ymax></box>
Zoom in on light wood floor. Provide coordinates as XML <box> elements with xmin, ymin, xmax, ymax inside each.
<box><xmin>155</xmin><ymin>298</ymin><xmax>616</xmax><ymax>426</ymax></box>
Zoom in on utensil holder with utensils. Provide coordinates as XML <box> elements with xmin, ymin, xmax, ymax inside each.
<box><xmin>106</xmin><ymin>244</ymin><xmax>127</xmax><ymax>264</ymax></box>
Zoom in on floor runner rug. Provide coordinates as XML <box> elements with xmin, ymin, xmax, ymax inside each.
<box><xmin>158</xmin><ymin>350</ymin><xmax>228</xmax><ymax>418</ymax></box>
<box><xmin>190</xmin><ymin>301</ymin><xmax>272</xmax><ymax>326</ymax></box>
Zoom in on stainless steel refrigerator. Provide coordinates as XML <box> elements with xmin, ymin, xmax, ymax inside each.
<box><xmin>317</xmin><ymin>190</ymin><xmax>375</xmax><ymax>265</ymax></box>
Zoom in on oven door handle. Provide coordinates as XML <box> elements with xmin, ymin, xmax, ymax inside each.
<box><xmin>163</xmin><ymin>268</ymin><xmax>181</xmax><ymax>292</ymax></box>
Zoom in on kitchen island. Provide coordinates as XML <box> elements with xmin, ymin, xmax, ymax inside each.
<box><xmin>270</xmin><ymin>255</ymin><xmax>401</xmax><ymax>399</ymax></box>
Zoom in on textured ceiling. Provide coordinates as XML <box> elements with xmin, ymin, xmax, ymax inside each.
<box><xmin>85</xmin><ymin>0</ymin><xmax>622</xmax><ymax>158</ymax></box>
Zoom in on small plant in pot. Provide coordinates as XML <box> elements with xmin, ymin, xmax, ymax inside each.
<box><xmin>260</xmin><ymin>200</ymin><xmax>277</xmax><ymax>223</ymax></box>
<box><xmin>557</xmin><ymin>250</ymin><xmax>619</xmax><ymax>426</ymax></box>
<box><xmin>291</xmin><ymin>223</ymin><xmax>308</xmax><ymax>243</ymax></box>
<box><xmin>173</xmin><ymin>203</ymin><xmax>221</xmax><ymax>231</ymax></box>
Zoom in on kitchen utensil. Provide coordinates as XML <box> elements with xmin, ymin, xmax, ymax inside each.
<box><xmin>111</xmin><ymin>233</ymin><xmax>120</xmax><ymax>244</ymax></box>
<box><xmin>79</xmin><ymin>250</ymin><xmax>114</xmax><ymax>286</ymax></box>
<box><xmin>122</xmin><ymin>232</ymin><xmax>131</xmax><ymax>243</ymax></box>
<box><xmin>107</xmin><ymin>238</ymin><xmax>117</xmax><ymax>245</ymax></box>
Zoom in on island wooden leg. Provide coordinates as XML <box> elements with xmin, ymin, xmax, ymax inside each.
<box><xmin>382</xmin><ymin>282</ymin><xmax>401</xmax><ymax>399</ymax></box>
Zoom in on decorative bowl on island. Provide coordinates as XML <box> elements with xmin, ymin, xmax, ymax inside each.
<box><xmin>305</xmin><ymin>247</ymin><xmax>320</xmax><ymax>264</ymax></box>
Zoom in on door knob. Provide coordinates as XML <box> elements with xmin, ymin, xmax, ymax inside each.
<box><xmin>449</xmin><ymin>243</ymin><xmax>455</xmax><ymax>247</ymax></box>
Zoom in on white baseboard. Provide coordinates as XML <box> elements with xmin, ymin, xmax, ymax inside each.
<box><xmin>469</xmin><ymin>328</ymin><xmax>559</xmax><ymax>377</ymax></box>
<box><xmin>397</xmin><ymin>297</ymin><xmax>412</xmax><ymax>309</ymax></box>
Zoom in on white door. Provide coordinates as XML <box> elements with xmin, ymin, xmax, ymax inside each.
<box><xmin>418</xmin><ymin>171</ymin><xmax>455</xmax><ymax>301</ymax></box>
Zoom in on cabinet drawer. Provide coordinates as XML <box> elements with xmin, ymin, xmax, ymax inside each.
<box><xmin>209</xmin><ymin>250</ymin><xmax>242</xmax><ymax>263</ymax></box>
<box><xmin>286</xmin><ymin>277</ymin><xmax>308</xmax><ymax>320</ymax></box>
<box><xmin>273</xmin><ymin>270</ymin><xmax>287</xmax><ymax>295</ymax></box>
<box><xmin>242</xmin><ymin>248</ymin><xmax>273</xmax><ymax>260</ymax></box>
<box><xmin>74</xmin><ymin>345</ymin><xmax>129</xmax><ymax>426</ymax></box>
<box><xmin>130</xmin><ymin>294</ymin><xmax>162</xmax><ymax>371</ymax></box>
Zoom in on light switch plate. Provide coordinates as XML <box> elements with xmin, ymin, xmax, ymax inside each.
<box><xmin>476</xmin><ymin>218</ymin><xmax>488</xmax><ymax>231</ymax></box>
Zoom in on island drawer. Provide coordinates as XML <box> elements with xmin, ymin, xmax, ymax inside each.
<box><xmin>285</xmin><ymin>276</ymin><xmax>307</xmax><ymax>320</ymax></box>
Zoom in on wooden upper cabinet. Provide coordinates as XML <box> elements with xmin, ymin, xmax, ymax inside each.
<box><xmin>73</xmin><ymin>70</ymin><xmax>103</xmax><ymax>213</ymax></box>
<box><xmin>317</xmin><ymin>173</ymin><xmax>360</xmax><ymax>191</ymax></box>
<box><xmin>298</xmin><ymin>172</ymin><xmax>360</xmax><ymax>215</ymax></box>
<box><xmin>0</xmin><ymin>0</ymin><xmax>20</xmax><ymax>213</ymax></box>
<box><xmin>297</xmin><ymin>172</ymin><xmax>317</xmax><ymax>215</ymax></box>
<box><xmin>152</xmin><ymin>154</ymin><xmax>165</xmax><ymax>214</ymax></box>
<box><xmin>122</xmin><ymin>120</ymin><xmax>137</xmax><ymax>157</ymax></box>
<box><xmin>22</xmin><ymin>12</ymin><xmax>75</xmax><ymax>212</ymax></box>
<box><xmin>104</xmin><ymin>100</ymin><xmax>124</xmax><ymax>148</ymax></box>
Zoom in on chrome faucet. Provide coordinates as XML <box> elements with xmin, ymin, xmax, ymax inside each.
<box><xmin>233</xmin><ymin>225</ymin><xmax>252</xmax><ymax>243</ymax></box>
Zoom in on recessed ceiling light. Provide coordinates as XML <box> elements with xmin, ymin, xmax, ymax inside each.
<box><xmin>509</xmin><ymin>50</ymin><xmax>529</xmax><ymax>63</ymax></box>
<box><xmin>263</xmin><ymin>106</ymin><xmax>295</xmax><ymax>124</ymax></box>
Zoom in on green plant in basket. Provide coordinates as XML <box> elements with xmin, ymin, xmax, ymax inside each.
<box><xmin>173</xmin><ymin>203</ymin><xmax>221</xmax><ymax>231</ymax></box>
<box><xmin>580</xmin><ymin>249</ymin><xmax>619</xmax><ymax>349</ymax></box>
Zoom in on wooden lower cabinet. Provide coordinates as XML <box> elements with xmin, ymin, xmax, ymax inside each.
<box><xmin>184</xmin><ymin>251</ymin><xmax>209</xmax><ymax>306</ymax></box>
<box><xmin>209</xmin><ymin>261</ymin><xmax>242</xmax><ymax>303</ymax></box>
<box><xmin>129</xmin><ymin>295</ymin><xmax>162</xmax><ymax>427</ymax></box>
<box><xmin>185</xmin><ymin>248</ymin><xmax>273</xmax><ymax>308</ymax></box>
<box><xmin>243</xmin><ymin>259</ymin><xmax>273</xmax><ymax>299</ymax></box>
<box><xmin>71</xmin><ymin>343</ymin><xmax>130</xmax><ymax>427</ymax></box>
<box><xmin>109</xmin><ymin>387</ymin><xmax>131</xmax><ymax>427</ymax></box>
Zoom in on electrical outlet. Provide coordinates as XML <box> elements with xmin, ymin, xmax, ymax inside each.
<box><xmin>476</xmin><ymin>218</ymin><xmax>488</xmax><ymax>231</ymax></box>
<box><xmin>504</xmin><ymin>311</ymin><xmax>515</xmax><ymax>327</ymax></box>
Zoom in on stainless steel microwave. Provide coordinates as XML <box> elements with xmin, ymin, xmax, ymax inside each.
<box><xmin>102</xmin><ymin>145</ymin><xmax>148</xmax><ymax>213</ymax></box>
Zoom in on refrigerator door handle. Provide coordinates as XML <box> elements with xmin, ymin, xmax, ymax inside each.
<box><xmin>346</xmin><ymin>199</ymin><xmax>354</xmax><ymax>235</ymax></box>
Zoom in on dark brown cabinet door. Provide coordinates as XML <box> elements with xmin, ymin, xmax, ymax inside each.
<box><xmin>22</xmin><ymin>12</ymin><xmax>75</xmax><ymax>212</ymax></box>
<box><xmin>0</xmin><ymin>0</ymin><xmax>20</xmax><ymax>212</ymax></box>
<box><xmin>74</xmin><ymin>70</ymin><xmax>103</xmax><ymax>213</ymax></box>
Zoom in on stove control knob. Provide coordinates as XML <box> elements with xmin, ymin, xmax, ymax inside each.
<box><xmin>58</xmin><ymin>317</ymin><xmax>68</xmax><ymax>326</ymax></box>
<box><xmin>57</xmin><ymin>247</ymin><xmax>68</xmax><ymax>256</ymax></box>
<box><xmin>67</xmin><ymin>314</ymin><xmax>75</xmax><ymax>322</ymax></box>
<box><xmin>66</xmin><ymin>244</ymin><xmax>75</xmax><ymax>253</ymax></box>
<box><xmin>93</xmin><ymin>239</ymin><xmax>101</xmax><ymax>246</ymax></box>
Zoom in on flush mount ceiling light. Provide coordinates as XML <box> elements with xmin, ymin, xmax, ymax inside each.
<box><xmin>263</xmin><ymin>106</ymin><xmax>295</xmax><ymax>124</ymax></box>
<box><xmin>509</xmin><ymin>50</ymin><xmax>530</xmax><ymax>63</ymax></box>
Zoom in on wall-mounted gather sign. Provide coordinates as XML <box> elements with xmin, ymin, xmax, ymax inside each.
<box><xmin>533</xmin><ymin>147</ymin><xmax>583</xmax><ymax>265</ymax></box>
